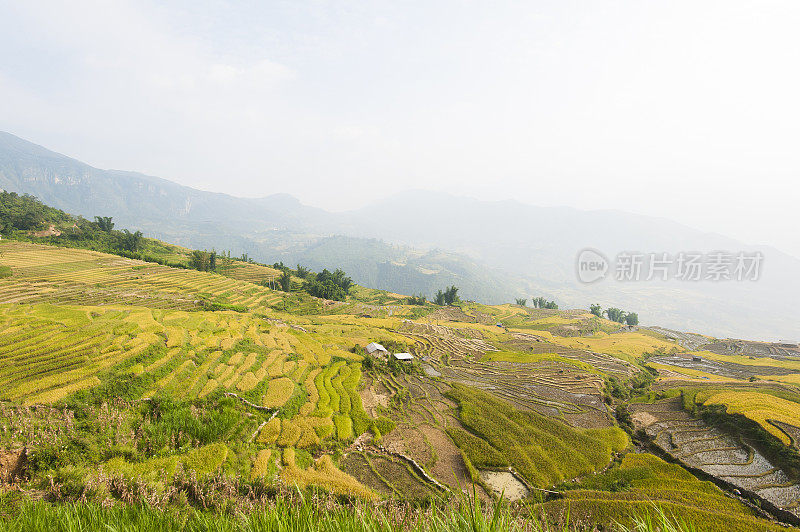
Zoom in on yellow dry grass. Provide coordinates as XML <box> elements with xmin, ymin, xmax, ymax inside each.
<box><xmin>26</xmin><ymin>376</ymin><xmax>101</xmax><ymax>404</ymax></box>
<box><xmin>236</xmin><ymin>371</ymin><xmax>260</xmax><ymax>392</ymax></box>
<box><xmin>277</xmin><ymin>418</ymin><xmax>302</xmax><ymax>447</ymax></box>
<box><xmin>250</xmin><ymin>449</ymin><xmax>273</xmax><ymax>480</ymax></box>
<box><xmin>761</xmin><ymin>374</ymin><xmax>800</xmax><ymax>385</ymax></box>
<box><xmin>553</xmin><ymin>332</ymin><xmax>676</xmax><ymax>362</ymax></box>
<box><xmin>198</xmin><ymin>378</ymin><xmax>220</xmax><ymax>398</ymax></box>
<box><xmin>701</xmin><ymin>391</ymin><xmax>800</xmax><ymax>445</ymax></box>
<box><xmin>648</xmin><ymin>362</ymin><xmax>739</xmax><ymax>382</ymax></box>
<box><xmin>263</xmin><ymin>377</ymin><xmax>295</xmax><ymax>408</ymax></box>
<box><xmin>281</xmin><ymin>448</ymin><xmax>374</xmax><ymax>499</ymax></box>
<box><xmin>256</xmin><ymin>417</ymin><xmax>281</xmax><ymax>445</ymax></box>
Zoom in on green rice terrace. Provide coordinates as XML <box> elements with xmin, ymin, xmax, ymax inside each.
<box><xmin>2</xmin><ymin>230</ymin><xmax>800</xmax><ymax>530</ymax></box>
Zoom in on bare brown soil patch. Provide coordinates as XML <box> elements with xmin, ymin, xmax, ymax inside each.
<box><xmin>0</xmin><ymin>448</ymin><xmax>27</xmax><ymax>484</ymax></box>
<box><xmin>417</xmin><ymin>423</ymin><xmax>470</xmax><ymax>490</ymax></box>
<box><xmin>631</xmin><ymin>411</ymin><xmax>658</xmax><ymax>428</ymax></box>
<box><xmin>479</xmin><ymin>470</ymin><xmax>529</xmax><ymax>501</ymax></box>
<box><xmin>360</xmin><ymin>386</ymin><xmax>389</xmax><ymax>418</ymax></box>
<box><xmin>30</xmin><ymin>225</ymin><xmax>61</xmax><ymax>238</ymax></box>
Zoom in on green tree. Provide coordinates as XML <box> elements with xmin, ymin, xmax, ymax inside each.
<box><xmin>330</xmin><ymin>269</ymin><xmax>353</xmax><ymax>291</ymax></box>
<box><xmin>303</xmin><ymin>268</ymin><xmax>353</xmax><ymax>301</ymax></box>
<box><xmin>434</xmin><ymin>290</ymin><xmax>446</xmax><ymax>305</ymax></box>
<box><xmin>515</xmin><ymin>298</ymin><xmax>527</xmax><ymax>307</ymax></box>
<box><xmin>118</xmin><ymin>229</ymin><xmax>143</xmax><ymax>252</ymax></box>
<box><xmin>604</xmin><ymin>308</ymin><xmax>627</xmax><ymax>323</ymax></box>
<box><xmin>278</xmin><ymin>270</ymin><xmax>292</xmax><ymax>292</ymax></box>
<box><xmin>590</xmin><ymin>303</ymin><xmax>603</xmax><ymax>317</ymax></box>
<box><xmin>94</xmin><ymin>216</ymin><xmax>114</xmax><ymax>232</ymax></box>
<box><xmin>189</xmin><ymin>250</ymin><xmax>216</xmax><ymax>272</ymax></box>
<box><xmin>295</xmin><ymin>264</ymin><xmax>310</xmax><ymax>279</ymax></box>
<box><xmin>407</xmin><ymin>294</ymin><xmax>427</xmax><ymax>305</ymax></box>
<box><xmin>305</xmin><ymin>279</ymin><xmax>346</xmax><ymax>301</ymax></box>
<box><xmin>444</xmin><ymin>285</ymin><xmax>459</xmax><ymax>305</ymax></box>
<box><xmin>625</xmin><ymin>312</ymin><xmax>639</xmax><ymax>326</ymax></box>
<box><xmin>532</xmin><ymin>296</ymin><xmax>549</xmax><ymax>309</ymax></box>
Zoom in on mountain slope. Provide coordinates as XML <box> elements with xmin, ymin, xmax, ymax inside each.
<box><xmin>0</xmin><ymin>131</ymin><xmax>331</xmax><ymax>232</ymax></box>
<box><xmin>1</xmin><ymin>131</ymin><xmax>798</xmax><ymax>340</ymax></box>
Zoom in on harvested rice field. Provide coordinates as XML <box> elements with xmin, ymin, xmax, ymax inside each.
<box><xmin>631</xmin><ymin>398</ymin><xmax>800</xmax><ymax>519</ymax></box>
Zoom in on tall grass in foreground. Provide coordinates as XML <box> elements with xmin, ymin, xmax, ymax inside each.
<box><xmin>0</xmin><ymin>497</ymin><xmax>695</xmax><ymax>532</ymax></box>
<box><xmin>616</xmin><ymin>506</ymin><xmax>696</xmax><ymax>532</ymax></box>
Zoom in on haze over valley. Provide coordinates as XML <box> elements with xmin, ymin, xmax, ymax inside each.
<box><xmin>1</xmin><ymin>131</ymin><xmax>796</xmax><ymax>341</ymax></box>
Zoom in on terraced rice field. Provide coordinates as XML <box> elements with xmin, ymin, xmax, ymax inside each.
<box><xmin>650</xmin><ymin>353</ymin><xmax>797</xmax><ymax>380</ymax></box>
<box><xmin>630</xmin><ymin>398</ymin><xmax>800</xmax><ymax>519</ymax></box>
<box><xmin>697</xmin><ymin>390</ymin><xmax>800</xmax><ymax>446</ymax></box>
<box><xmin>11</xmin><ymin>238</ymin><xmax>797</xmax><ymax>522</ymax></box>
<box><xmin>506</xmin><ymin>332</ymin><xmax>637</xmax><ymax>376</ymax></box>
<box><xmin>706</xmin><ymin>340</ymin><xmax>800</xmax><ymax>360</ymax></box>
<box><xmin>646</xmin><ymin>327</ymin><xmax>713</xmax><ymax>350</ymax></box>
<box><xmin>366</xmin><ymin>371</ymin><xmax>479</xmax><ymax>494</ymax></box>
<box><xmin>441</xmin><ymin>358</ymin><xmax>610</xmax><ymax>427</ymax></box>
<box><xmin>445</xmin><ymin>384</ymin><xmax>628</xmax><ymax>488</ymax></box>
<box><xmin>536</xmin><ymin>452</ymin><xmax>787</xmax><ymax>531</ymax></box>
<box><xmin>0</xmin><ymin>304</ymin><xmax>163</xmax><ymax>404</ymax></box>
<box><xmin>340</xmin><ymin>451</ymin><xmax>443</xmax><ymax>500</ymax></box>
<box><xmin>214</xmin><ymin>258</ymin><xmax>281</xmax><ymax>284</ymax></box>
<box><xmin>0</xmin><ymin>241</ymin><xmax>284</xmax><ymax>311</ymax></box>
<box><xmin>0</xmin><ymin>294</ymin><xmax>367</xmax><ymax>426</ymax></box>
<box><xmin>544</xmin><ymin>330</ymin><xmax>679</xmax><ymax>363</ymax></box>
<box><xmin>399</xmin><ymin>322</ymin><xmax>627</xmax><ymax>427</ymax></box>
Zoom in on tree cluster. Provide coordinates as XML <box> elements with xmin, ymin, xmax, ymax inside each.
<box><xmin>434</xmin><ymin>285</ymin><xmax>459</xmax><ymax>306</ymax></box>
<box><xmin>295</xmin><ymin>265</ymin><xmax>310</xmax><ymax>279</ymax></box>
<box><xmin>0</xmin><ymin>191</ymin><xmax>72</xmax><ymax>233</ymax></box>
<box><xmin>530</xmin><ymin>296</ymin><xmax>558</xmax><ymax>309</ymax></box>
<box><xmin>94</xmin><ymin>216</ymin><xmax>114</xmax><ymax>232</ymax></box>
<box><xmin>189</xmin><ymin>250</ymin><xmax>217</xmax><ymax>272</ymax></box>
<box><xmin>407</xmin><ymin>294</ymin><xmax>427</xmax><ymax>305</ymax></box>
<box><xmin>0</xmin><ymin>192</ymin><xmax>152</xmax><ymax>255</ymax></box>
<box><xmin>304</xmin><ymin>268</ymin><xmax>353</xmax><ymax>301</ymax></box>
<box><xmin>591</xmin><ymin>305</ymin><xmax>639</xmax><ymax>325</ymax></box>
<box><xmin>117</xmin><ymin>229</ymin><xmax>144</xmax><ymax>252</ymax></box>
<box><xmin>278</xmin><ymin>269</ymin><xmax>292</xmax><ymax>292</ymax></box>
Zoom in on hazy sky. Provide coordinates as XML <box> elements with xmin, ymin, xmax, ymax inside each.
<box><xmin>1</xmin><ymin>1</ymin><xmax>799</xmax><ymax>257</ymax></box>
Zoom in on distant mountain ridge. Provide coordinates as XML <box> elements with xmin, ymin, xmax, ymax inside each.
<box><xmin>0</xmin><ymin>131</ymin><xmax>331</xmax><ymax>231</ymax></box>
<box><xmin>1</xmin><ymin>130</ymin><xmax>798</xmax><ymax>341</ymax></box>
